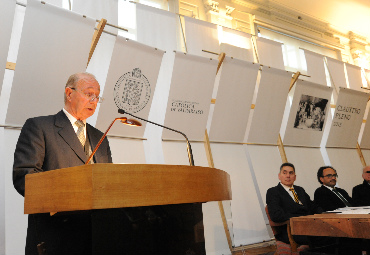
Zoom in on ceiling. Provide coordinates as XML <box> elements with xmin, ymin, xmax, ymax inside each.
<box><xmin>272</xmin><ymin>0</ymin><xmax>370</xmax><ymax>40</ymax></box>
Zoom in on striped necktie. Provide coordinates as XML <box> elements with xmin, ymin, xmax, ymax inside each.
<box><xmin>332</xmin><ymin>187</ymin><xmax>352</xmax><ymax>207</ymax></box>
<box><xmin>289</xmin><ymin>187</ymin><xmax>300</xmax><ymax>204</ymax></box>
<box><xmin>75</xmin><ymin>120</ymin><xmax>86</xmax><ymax>147</ymax></box>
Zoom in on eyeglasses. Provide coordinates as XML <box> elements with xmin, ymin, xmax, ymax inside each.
<box><xmin>322</xmin><ymin>174</ymin><xmax>338</xmax><ymax>179</ymax></box>
<box><xmin>70</xmin><ymin>88</ymin><xmax>104</xmax><ymax>103</ymax></box>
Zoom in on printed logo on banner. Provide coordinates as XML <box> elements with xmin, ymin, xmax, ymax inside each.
<box><xmin>114</xmin><ymin>68</ymin><xmax>151</xmax><ymax>113</ymax></box>
<box><xmin>170</xmin><ymin>100</ymin><xmax>204</xmax><ymax>115</ymax></box>
<box><xmin>294</xmin><ymin>94</ymin><xmax>328</xmax><ymax>131</ymax></box>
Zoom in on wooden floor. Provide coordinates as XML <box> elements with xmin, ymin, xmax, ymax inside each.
<box><xmin>233</xmin><ymin>244</ymin><xmax>276</xmax><ymax>255</ymax></box>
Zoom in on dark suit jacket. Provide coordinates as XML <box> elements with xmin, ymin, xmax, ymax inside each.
<box><xmin>266</xmin><ymin>183</ymin><xmax>322</xmax><ymax>223</ymax></box>
<box><xmin>266</xmin><ymin>183</ymin><xmax>322</xmax><ymax>244</ymax></box>
<box><xmin>13</xmin><ymin>110</ymin><xmax>112</xmax><ymax>255</ymax></box>
<box><xmin>352</xmin><ymin>180</ymin><xmax>370</xmax><ymax>206</ymax></box>
<box><xmin>314</xmin><ymin>185</ymin><xmax>354</xmax><ymax>212</ymax></box>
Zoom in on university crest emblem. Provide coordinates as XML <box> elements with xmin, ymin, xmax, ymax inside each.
<box><xmin>114</xmin><ymin>68</ymin><xmax>151</xmax><ymax>113</ymax></box>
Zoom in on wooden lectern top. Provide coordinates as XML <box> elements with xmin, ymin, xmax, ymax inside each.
<box><xmin>24</xmin><ymin>164</ymin><xmax>232</xmax><ymax>214</ymax></box>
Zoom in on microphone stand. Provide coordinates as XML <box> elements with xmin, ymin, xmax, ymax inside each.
<box><xmin>118</xmin><ymin>109</ymin><xmax>195</xmax><ymax>166</ymax></box>
<box><xmin>85</xmin><ymin>117</ymin><xmax>129</xmax><ymax>165</ymax></box>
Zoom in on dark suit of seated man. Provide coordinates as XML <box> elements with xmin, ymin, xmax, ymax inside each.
<box><xmin>266</xmin><ymin>162</ymin><xmax>323</xmax><ymax>245</ymax></box>
<box><xmin>313</xmin><ymin>166</ymin><xmax>365</xmax><ymax>255</ymax></box>
<box><xmin>314</xmin><ymin>166</ymin><xmax>354</xmax><ymax>212</ymax></box>
<box><xmin>352</xmin><ymin>166</ymin><xmax>370</xmax><ymax>206</ymax></box>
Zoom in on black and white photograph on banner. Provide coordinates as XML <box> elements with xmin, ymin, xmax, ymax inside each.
<box><xmin>294</xmin><ymin>94</ymin><xmax>328</xmax><ymax>131</ymax></box>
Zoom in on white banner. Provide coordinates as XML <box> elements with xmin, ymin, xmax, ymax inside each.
<box><xmin>247</xmin><ymin>67</ymin><xmax>292</xmax><ymax>144</ymax></box>
<box><xmin>220</xmin><ymin>43</ymin><xmax>254</xmax><ymax>62</ymax></box>
<box><xmin>72</xmin><ymin>0</ymin><xmax>118</xmax><ymax>34</ymax></box>
<box><xmin>81</xmin><ymin>0</ymin><xmax>120</xmax><ymax>124</ymax></box>
<box><xmin>43</xmin><ymin>0</ymin><xmax>63</xmax><ymax>7</ymax></box>
<box><xmin>6</xmin><ymin>0</ymin><xmax>95</xmax><ymax>126</ymax></box>
<box><xmin>364</xmin><ymin>69</ymin><xmax>370</xmax><ymax>87</ymax></box>
<box><xmin>136</xmin><ymin>3</ymin><xmax>177</xmax><ymax>50</ymax></box>
<box><xmin>183</xmin><ymin>16</ymin><xmax>219</xmax><ymax>58</ymax></box>
<box><xmin>162</xmin><ymin>52</ymin><xmax>218</xmax><ymax>141</ymax></box>
<box><xmin>282</xmin><ymin>80</ymin><xmax>333</xmax><ymax>147</ymax></box>
<box><xmin>0</xmin><ymin>0</ymin><xmax>16</xmax><ymax>93</ymax></box>
<box><xmin>135</xmin><ymin>3</ymin><xmax>179</xmax><ymax>163</ymax></box>
<box><xmin>345</xmin><ymin>63</ymin><xmax>363</xmax><ymax>91</ymax></box>
<box><xmin>220</xmin><ymin>27</ymin><xmax>254</xmax><ymax>62</ymax></box>
<box><xmin>326</xmin><ymin>57</ymin><xmax>347</xmax><ymax>90</ymax></box>
<box><xmin>95</xmin><ymin>36</ymin><xmax>165</xmax><ymax>138</ymax></box>
<box><xmin>85</xmin><ymin>33</ymin><xmax>116</xmax><ymax>127</ymax></box>
<box><xmin>303</xmin><ymin>49</ymin><xmax>326</xmax><ymax>86</ymax></box>
<box><xmin>326</xmin><ymin>87</ymin><xmax>368</xmax><ymax>148</ymax></box>
<box><xmin>221</xmin><ymin>27</ymin><xmax>252</xmax><ymax>47</ymax></box>
<box><xmin>360</xmin><ymin>104</ymin><xmax>370</xmax><ymax>149</ymax></box>
<box><xmin>209</xmin><ymin>57</ymin><xmax>259</xmax><ymax>142</ymax></box>
<box><xmin>255</xmin><ymin>37</ymin><xmax>285</xmax><ymax>70</ymax></box>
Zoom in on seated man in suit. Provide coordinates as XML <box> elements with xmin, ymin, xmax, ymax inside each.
<box><xmin>266</xmin><ymin>162</ymin><xmax>323</xmax><ymax>245</ymax></box>
<box><xmin>352</xmin><ymin>166</ymin><xmax>370</xmax><ymax>206</ymax></box>
<box><xmin>314</xmin><ymin>166</ymin><xmax>354</xmax><ymax>212</ymax></box>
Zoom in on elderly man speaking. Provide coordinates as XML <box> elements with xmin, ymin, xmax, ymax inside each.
<box><xmin>13</xmin><ymin>73</ymin><xmax>112</xmax><ymax>255</ymax></box>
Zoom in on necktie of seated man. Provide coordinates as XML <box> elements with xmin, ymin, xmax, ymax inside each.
<box><xmin>332</xmin><ymin>187</ymin><xmax>352</xmax><ymax>207</ymax></box>
<box><xmin>289</xmin><ymin>187</ymin><xmax>301</xmax><ymax>204</ymax></box>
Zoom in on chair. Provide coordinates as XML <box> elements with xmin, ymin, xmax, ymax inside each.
<box><xmin>265</xmin><ymin>206</ymin><xmax>309</xmax><ymax>255</ymax></box>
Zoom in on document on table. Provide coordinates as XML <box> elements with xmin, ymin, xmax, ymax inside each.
<box><xmin>325</xmin><ymin>206</ymin><xmax>370</xmax><ymax>214</ymax></box>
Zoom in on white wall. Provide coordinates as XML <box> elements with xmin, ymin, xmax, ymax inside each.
<box><xmin>1</xmin><ymin>1</ymin><xmax>369</xmax><ymax>255</ymax></box>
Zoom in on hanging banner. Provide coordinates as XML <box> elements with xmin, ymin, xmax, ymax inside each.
<box><xmin>326</xmin><ymin>57</ymin><xmax>347</xmax><ymax>89</ymax></box>
<box><xmin>0</xmin><ymin>0</ymin><xmax>16</xmax><ymax>94</ymax></box>
<box><xmin>220</xmin><ymin>27</ymin><xmax>254</xmax><ymax>62</ymax></box>
<box><xmin>255</xmin><ymin>37</ymin><xmax>285</xmax><ymax>70</ymax></box>
<box><xmin>76</xmin><ymin>0</ymin><xmax>119</xmax><ymax>125</ymax></box>
<box><xmin>219</xmin><ymin>43</ymin><xmax>254</xmax><ymax>62</ymax></box>
<box><xmin>73</xmin><ymin>0</ymin><xmax>118</xmax><ymax>34</ymax></box>
<box><xmin>183</xmin><ymin>16</ymin><xmax>219</xmax><ymax>58</ymax></box>
<box><xmin>136</xmin><ymin>3</ymin><xmax>178</xmax><ymax>143</ymax></box>
<box><xmin>136</xmin><ymin>3</ymin><xmax>177</xmax><ymax>50</ymax></box>
<box><xmin>282</xmin><ymin>80</ymin><xmax>333</xmax><ymax>147</ymax></box>
<box><xmin>95</xmin><ymin>36</ymin><xmax>165</xmax><ymax>138</ymax></box>
<box><xmin>302</xmin><ymin>49</ymin><xmax>326</xmax><ymax>86</ymax></box>
<box><xmin>364</xmin><ymin>69</ymin><xmax>370</xmax><ymax>87</ymax></box>
<box><xmin>360</xmin><ymin>106</ymin><xmax>370</xmax><ymax>149</ymax></box>
<box><xmin>326</xmin><ymin>87</ymin><xmax>368</xmax><ymax>148</ymax></box>
<box><xmin>209</xmin><ymin>57</ymin><xmax>259</xmax><ymax>142</ymax></box>
<box><xmin>246</xmin><ymin>67</ymin><xmax>292</xmax><ymax>144</ymax></box>
<box><xmin>44</xmin><ymin>0</ymin><xmax>63</xmax><ymax>7</ymax></box>
<box><xmin>162</xmin><ymin>52</ymin><xmax>218</xmax><ymax>141</ymax></box>
<box><xmin>221</xmin><ymin>27</ymin><xmax>252</xmax><ymax>48</ymax></box>
<box><xmin>345</xmin><ymin>63</ymin><xmax>363</xmax><ymax>91</ymax></box>
<box><xmin>6</xmin><ymin>0</ymin><xmax>95</xmax><ymax>126</ymax></box>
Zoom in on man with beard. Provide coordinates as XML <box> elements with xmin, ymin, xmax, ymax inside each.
<box><xmin>314</xmin><ymin>166</ymin><xmax>354</xmax><ymax>212</ymax></box>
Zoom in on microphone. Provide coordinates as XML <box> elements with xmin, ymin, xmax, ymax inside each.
<box><xmin>85</xmin><ymin>117</ymin><xmax>141</xmax><ymax>164</ymax></box>
<box><xmin>118</xmin><ymin>109</ymin><xmax>195</xmax><ymax>166</ymax></box>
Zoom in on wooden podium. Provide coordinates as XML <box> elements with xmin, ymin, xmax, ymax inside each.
<box><xmin>24</xmin><ymin>164</ymin><xmax>231</xmax><ymax>255</ymax></box>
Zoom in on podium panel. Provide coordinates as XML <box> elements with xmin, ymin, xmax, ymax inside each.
<box><xmin>25</xmin><ymin>164</ymin><xmax>232</xmax><ymax>214</ymax></box>
<box><xmin>24</xmin><ymin>164</ymin><xmax>231</xmax><ymax>255</ymax></box>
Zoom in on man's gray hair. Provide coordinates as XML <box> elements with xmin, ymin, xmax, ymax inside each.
<box><xmin>64</xmin><ymin>72</ymin><xmax>96</xmax><ymax>103</ymax></box>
